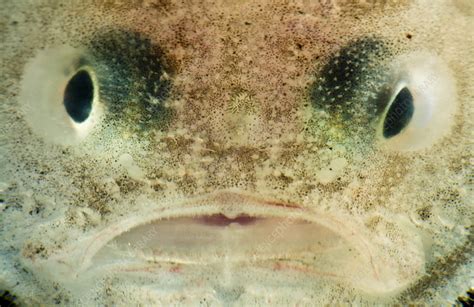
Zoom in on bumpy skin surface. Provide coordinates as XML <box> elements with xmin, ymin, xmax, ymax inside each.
<box><xmin>0</xmin><ymin>0</ymin><xmax>473</xmax><ymax>305</ymax></box>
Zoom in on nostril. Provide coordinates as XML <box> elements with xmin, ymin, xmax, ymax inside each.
<box><xmin>64</xmin><ymin>70</ymin><xmax>94</xmax><ymax>123</ymax></box>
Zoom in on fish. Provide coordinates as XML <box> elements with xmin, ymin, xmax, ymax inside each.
<box><xmin>0</xmin><ymin>0</ymin><xmax>472</xmax><ymax>305</ymax></box>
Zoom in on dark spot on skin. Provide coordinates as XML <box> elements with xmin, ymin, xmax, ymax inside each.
<box><xmin>63</xmin><ymin>70</ymin><xmax>93</xmax><ymax>123</ymax></box>
<box><xmin>311</xmin><ymin>37</ymin><xmax>391</xmax><ymax>124</ymax></box>
<box><xmin>406</xmin><ymin>33</ymin><xmax>413</xmax><ymax>39</ymax></box>
<box><xmin>383</xmin><ymin>87</ymin><xmax>414</xmax><ymax>138</ymax></box>
<box><xmin>416</xmin><ymin>207</ymin><xmax>432</xmax><ymax>220</ymax></box>
<box><xmin>86</xmin><ymin>28</ymin><xmax>174</xmax><ymax>131</ymax></box>
<box><xmin>0</xmin><ymin>290</ymin><xmax>18</xmax><ymax>307</ymax></box>
<box><xmin>456</xmin><ymin>288</ymin><xmax>474</xmax><ymax>306</ymax></box>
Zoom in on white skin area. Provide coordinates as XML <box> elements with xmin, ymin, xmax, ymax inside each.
<box><xmin>0</xmin><ymin>0</ymin><xmax>473</xmax><ymax>305</ymax></box>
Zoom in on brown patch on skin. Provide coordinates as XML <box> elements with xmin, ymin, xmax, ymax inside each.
<box><xmin>21</xmin><ymin>242</ymin><xmax>48</xmax><ymax>260</ymax></box>
<box><xmin>61</xmin><ymin>157</ymin><xmax>141</xmax><ymax>216</ymax></box>
<box><xmin>398</xmin><ymin>227</ymin><xmax>474</xmax><ymax>303</ymax></box>
<box><xmin>71</xmin><ymin>178</ymin><xmax>117</xmax><ymax>215</ymax></box>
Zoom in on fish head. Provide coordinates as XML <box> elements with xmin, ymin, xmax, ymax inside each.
<box><xmin>0</xmin><ymin>0</ymin><xmax>472</xmax><ymax>305</ymax></box>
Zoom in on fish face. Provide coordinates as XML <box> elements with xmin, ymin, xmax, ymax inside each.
<box><xmin>0</xmin><ymin>0</ymin><xmax>472</xmax><ymax>305</ymax></box>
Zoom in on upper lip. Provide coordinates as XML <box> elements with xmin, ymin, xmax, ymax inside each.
<box><xmin>29</xmin><ymin>189</ymin><xmax>425</xmax><ymax>294</ymax></box>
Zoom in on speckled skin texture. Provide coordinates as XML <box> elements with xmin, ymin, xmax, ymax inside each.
<box><xmin>0</xmin><ymin>0</ymin><xmax>472</xmax><ymax>305</ymax></box>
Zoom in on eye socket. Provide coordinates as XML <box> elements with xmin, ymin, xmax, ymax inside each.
<box><xmin>64</xmin><ymin>70</ymin><xmax>94</xmax><ymax>123</ymax></box>
<box><xmin>377</xmin><ymin>52</ymin><xmax>457</xmax><ymax>151</ymax></box>
<box><xmin>382</xmin><ymin>87</ymin><xmax>414</xmax><ymax>138</ymax></box>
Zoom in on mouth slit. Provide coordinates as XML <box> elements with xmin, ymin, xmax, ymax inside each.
<box><xmin>198</xmin><ymin>214</ymin><xmax>259</xmax><ymax>226</ymax></box>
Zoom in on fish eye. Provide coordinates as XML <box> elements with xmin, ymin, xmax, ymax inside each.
<box><xmin>19</xmin><ymin>46</ymin><xmax>101</xmax><ymax>145</ymax></box>
<box><xmin>20</xmin><ymin>30</ymin><xmax>173</xmax><ymax>145</ymax></box>
<box><xmin>63</xmin><ymin>69</ymin><xmax>94</xmax><ymax>123</ymax></box>
<box><xmin>377</xmin><ymin>53</ymin><xmax>457</xmax><ymax>151</ymax></box>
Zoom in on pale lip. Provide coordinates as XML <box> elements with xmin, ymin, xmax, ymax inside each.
<box><xmin>28</xmin><ymin>190</ymin><xmax>425</xmax><ymax>295</ymax></box>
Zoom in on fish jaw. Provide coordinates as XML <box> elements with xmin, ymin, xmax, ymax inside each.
<box><xmin>23</xmin><ymin>190</ymin><xmax>425</xmax><ymax>298</ymax></box>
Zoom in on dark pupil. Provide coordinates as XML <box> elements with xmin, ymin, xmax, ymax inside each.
<box><xmin>63</xmin><ymin>70</ymin><xmax>94</xmax><ymax>123</ymax></box>
<box><xmin>383</xmin><ymin>87</ymin><xmax>414</xmax><ymax>138</ymax></box>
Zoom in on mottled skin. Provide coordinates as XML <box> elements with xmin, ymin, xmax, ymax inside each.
<box><xmin>0</xmin><ymin>0</ymin><xmax>472</xmax><ymax>305</ymax></box>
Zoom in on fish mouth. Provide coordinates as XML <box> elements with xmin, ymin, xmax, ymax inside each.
<box><xmin>94</xmin><ymin>214</ymin><xmax>347</xmax><ymax>265</ymax></box>
<box><xmin>30</xmin><ymin>190</ymin><xmax>425</xmax><ymax>295</ymax></box>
